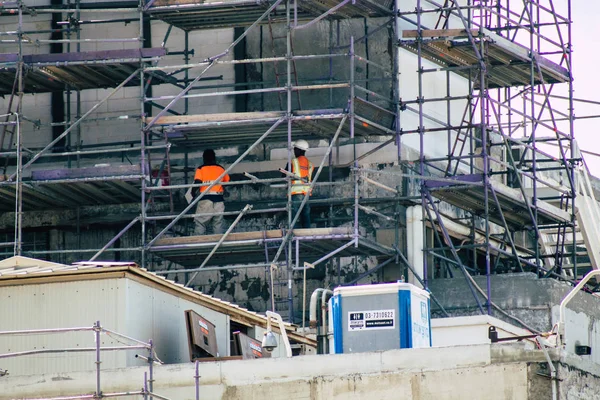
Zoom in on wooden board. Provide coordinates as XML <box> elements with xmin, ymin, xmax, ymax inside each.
<box><xmin>403</xmin><ymin>29</ymin><xmax>480</xmax><ymax>38</ymax></box>
<box><xmin>153</xmin><ymin>227</ymin><xmax>353</xmax><ymax>246</ymax></box>
<box><xmin>145</xmin><ymin>111</ymin><xmax>284</xmax><ymax>126</ymax></box>
<box><xmin>154</xmin><ymin>0</ymin><xmax>206</xmax><ymax>6</ymax></box>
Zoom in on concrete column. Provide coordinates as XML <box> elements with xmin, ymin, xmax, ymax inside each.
<box><xmin>406</xmin><ymin>205</ymin><xmax>424</xmax><ymax>288</ymax></box>
<box><xmin>49</xmin><ymin>229</ymin><xmax>64</xmax><ymax>264</ymax></box>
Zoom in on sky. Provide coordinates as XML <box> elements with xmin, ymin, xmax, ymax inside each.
<box><xmin>571</xmin><ymin>3</ymin><xmax>600</xmax><ymax>177</ymax></box>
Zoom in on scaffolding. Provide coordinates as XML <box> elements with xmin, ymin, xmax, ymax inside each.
<box><xmin>0</xmin><ymin>0</ymin><xmax>594</xmax><ymax>324</ymax></box>
<box><xmin>0</xmin><ymin>321</ymin><xmax>197</xmax><ymax>400</ymax></box>
<box><xmin>412</xmin><ymin>2</ymin><xmax>600</xmax><ymax>318</ymax></box>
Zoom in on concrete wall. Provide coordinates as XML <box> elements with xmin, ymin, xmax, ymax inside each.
<box><xmin>431</xmin><ymin>315</ymin><xmax>537</xmax><ymax>348</ymax></box>
<box><xmin>429</xmin><ymin>272</ymin><xmax>600</xmax><ymax>365</ymax></box>
<box><xmin>1</xmin><ymin>344</ymin><xmax>596</xmax><ymax>400</ymax></box>
<box><xmin>429</xmin><ymin>273</ymin><xmax>561</xmax><ymax>331</ymax></box>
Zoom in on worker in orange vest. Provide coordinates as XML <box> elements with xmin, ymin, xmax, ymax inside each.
<box><xmin>193</xmin><ymin>149</ymin><xmax>230</xmax><ymax>235</ymax></box>
<box><xmin>285</xmin><ymin>140</ymin><xmax>314</xmax><ymax>229</ymax></box>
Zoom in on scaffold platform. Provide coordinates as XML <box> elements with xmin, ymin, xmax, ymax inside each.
<box><xmin>0</xmin><ymin>48</ymin><xmax>171</xmax><ymax>94</ymax></box>
<box><xmin>0</xmin><ymin>165</ymin><xmax>145</xmax><ymax>211</ymax></box>
<box><xmin>400</xmin><ymin>28</ymin><xmax>570</xmax><ymax>88</ymax></box>
<box><xmin>149</xmin><ymin>98</ymin><xmax>396</xmax><ymax>148</ymax></box>
<box><xmin>425</xmin><ymin>174</ymin><xmax>571</xmax><ymax>228</ymax></box>
<box><xmin>146</xmin><ymin>0</ymin><xmax>393</xmax><ymax>31</ymax></box>
<box><xmin>150</xmin><ymin>227</ymin><xmax>394</xmax><ymax>267</ymax></box>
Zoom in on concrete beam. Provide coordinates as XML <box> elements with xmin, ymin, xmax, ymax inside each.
<box><xmin>0</xmin><ymin>202</ymin><xmax>170</xmax><ymax>230</ymax></box>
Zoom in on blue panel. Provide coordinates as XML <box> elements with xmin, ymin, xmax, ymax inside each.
<box><xmin>398</xmin><ymin>291</ymin><xmax>411</xmax><ymax>348</ymax></box>
<box><xmin>332</xmin><ymin>294</ymin><xmax>343</xmax><ymax>354</ymax></box>
<box><xmin>427</xmin><ymin>298</ymin><xmax>432</xmax><ymax>346</ymax></box>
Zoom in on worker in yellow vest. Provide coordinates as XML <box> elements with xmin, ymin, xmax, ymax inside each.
<box><xmin>286</xmin><ymin>139</ymin><xmax>314</xmax><ymax>228</ymax></box>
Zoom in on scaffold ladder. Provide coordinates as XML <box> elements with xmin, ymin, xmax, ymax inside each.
<box><xmin>445</xmin><ymin>94</ymin><xmax>479</xmax><ymax>177</ymax></box>
<box><xmin>552</xmin><ymin>195</ymin><xmax>570</xmax><ymax>274</ymax></box>
<box><xmin>539</xmin><ymin>194</ymin><xmax>572</xmax><ymax>278</ymax></box>
<box><xmin>145</xmin><ymin>131</ymin><xmax>174</xmax><ymax>213</ymax></box>
<box><xmin>433</xmin><ymin>0</ymin><xmax>492</xmax><ymax>30</ymax></box>
<box><xmin>268</xmin><ymin>262</ymin><xmax>292</xmax><ymax>320</ymax></box>
<box><xmin>434</xmin><ymin>0</ymin><xmax>452</xmax><ymax>29</ymax></box>
<box><xmin>0</xmin><ymin>68</ymin><xmax>21</xmax><ymax>176</ymax></box>
<box><xmin>265</xmin><ymin>228</ymin><xmax>293</xmax><ymax>321</ymax></box>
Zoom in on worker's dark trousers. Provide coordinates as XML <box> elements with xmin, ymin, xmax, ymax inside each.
<box><xmin>291</xmin><ymin>194</ymin><xmax>311</xmax><ymax>229</ymax></box>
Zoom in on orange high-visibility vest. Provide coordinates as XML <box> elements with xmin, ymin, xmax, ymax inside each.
<box><xmin>194</xmin><ymin>164</ymin><xmax>230</xmax><ymax>194</ymax></box>
<box><xmin>291</xmin><ymin>156</ymin><xmax>313</xmax><ymax>195</ymax></box>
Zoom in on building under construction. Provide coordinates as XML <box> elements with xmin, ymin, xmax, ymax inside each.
<box><xmin>1</xmin><ymin>0</ymin><xmax>600</xmax><ymax>397</ymax></box>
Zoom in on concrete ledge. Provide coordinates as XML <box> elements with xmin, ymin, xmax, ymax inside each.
<box><xmin>9</xmin><ymin>344</ymin><xmax>600</xmax><ymax>400</ymax></box>
<box><xmin>0</xmin><ymin>344</ymin><xmax>528</xmax><ymax>399</ymax></box>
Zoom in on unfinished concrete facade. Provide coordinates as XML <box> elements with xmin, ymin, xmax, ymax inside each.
<box><xmin>0</xmin><ymin>0</ymin><xmax>597</xmax><ymax>340</ymax></box>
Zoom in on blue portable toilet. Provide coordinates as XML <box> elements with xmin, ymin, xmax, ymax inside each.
<box><xmin>330</xmin><ymin>282</ymin><xmax>431</xmax><ymax>354</ymax></box>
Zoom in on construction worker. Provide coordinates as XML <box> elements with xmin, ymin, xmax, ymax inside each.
<box><xmin>285</xmin><ymin>139</ymin><xmax>314</xmax><ymax>229</ymax></box>
<box><xmin>193</xmin><ymin>149</ymin><xmax>230</xmax><ymax>235</ymax></box>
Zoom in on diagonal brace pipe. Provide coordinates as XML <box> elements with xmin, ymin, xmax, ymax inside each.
<box><xmin>394</xmin><ymin>245</ymin><xmax>450</xmax><ymax>317</ymax></box>
<box><xmin>9</xmin><ymin>69</ymin><xmax>139</xmax><ymax>180</ymax></box>
<box><xmin>294</xmin><ymin>239</ymin><xmax>357</xmax><ymax>270</ymax></box>
<box><xmin>488</xmin><ymin>186</ymin><xmax>524</xmax><ymax>269</ymax></box>
<box><xmin>185</xmin><ymin>204</ymin><xmax>253</xmax><ymax>287</ymax></box>
<box><xmin>344</xmin><ymin>256</ymin><xmax>396</xmax><ymax>286</ymax></box>
<box><xmin>88</xmin><ymin>217</ymin><xmax>140</xmax><ymax>262</ymax></box>
<box><xmin>143</xmin><ymin>0</ymin><xmax>158</xmax><ymax>12</ymax></box>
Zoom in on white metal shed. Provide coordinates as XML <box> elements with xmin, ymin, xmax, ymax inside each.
<box><xmin>0</xmin><ymin>256</ymin><xmax>313</xmax><ymax>376</ymax></box>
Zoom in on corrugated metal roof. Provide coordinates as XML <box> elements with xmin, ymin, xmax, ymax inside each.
<box><xmin>0</xmin><ymin>256</ymin><xmax>314</xmax><ymax>346</ymax></box>
<box><xmin>0</xmin><ymin>256</ymin><xmax>92</xmax><ymax>276</ymax></box>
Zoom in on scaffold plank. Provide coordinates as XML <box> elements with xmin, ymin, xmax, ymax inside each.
<box><xmin>153</xmin><ymin>99</ymin><xmax>396</xmax><ymax>148</ymax></box>
<box><xmin>156</xmin><ymin>227</ymin><xmax>352</xmax><ymax>246</ymax></box>
<box><xmin>402</xmin><ymin>29</ymin><xmax>479</xmax><ymax>39</ymax></box>
<box><xmin>0</xmin><ymin>48</ymin><xmax>170</xmax><ymax>94</ymax></box>
<box><xmin>146</xmin><ymin>0</ymin><xmax>392</xmax><ymax>31</ymax></box>
<box><xmin>424</xmin><ymin>175</ymin><xmax>571</xmax><ymax>228</ymax></box>
<box><xmin>147</xmin><ymin>111</ymin><xmax>285</xmax><ymax>125</ymax></box>
<box><xmin>0</xmin><ymin>165</ymin><xmax>146</xmax><ymax>211</ymax></box>
<box><xmin>150</xmin><ymin>227</ymin><xmax>394</xmax><ymax>268</ymax></box>
<box><xmin>400</xmin><ymin>28</ymin><xmax>570</xmax><ymax>88</ymax></box>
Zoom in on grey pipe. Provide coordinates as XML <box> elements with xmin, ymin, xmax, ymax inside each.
<box><xmin>309</xmin><ymin>288</ymin><xmax>325</xmax><ymax>328</ymax></box>
<box><xmin>320</xmin><ymin>289</ymin><xmax>333</xmax><ymax>353</ymax></box>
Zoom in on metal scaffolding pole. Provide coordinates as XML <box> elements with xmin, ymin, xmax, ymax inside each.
<box><xmin>13</xmin><ymin>1</ymin><xmax>24</xmax><ymax>256</ymax></box>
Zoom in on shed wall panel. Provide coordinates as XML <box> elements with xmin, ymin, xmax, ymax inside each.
<box><xmin>124</xmin><ymin>279</ymin><xmax>230</xmax><ymax>364</ymax></box>
<box><xmin>0</xmin><ymin>279</ymin><xmax>127</xmax><ymax>376</ymax></box>
<box><xmin>0</xmin><ymin>275</ymin><xmax>242</xmax><ymax>376</ymax></box>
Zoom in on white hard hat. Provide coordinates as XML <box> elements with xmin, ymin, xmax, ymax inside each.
<box><xmin>293</xmin><ymin>139</ymin><xmax>309</xmax><ymax>151</ymax></box>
